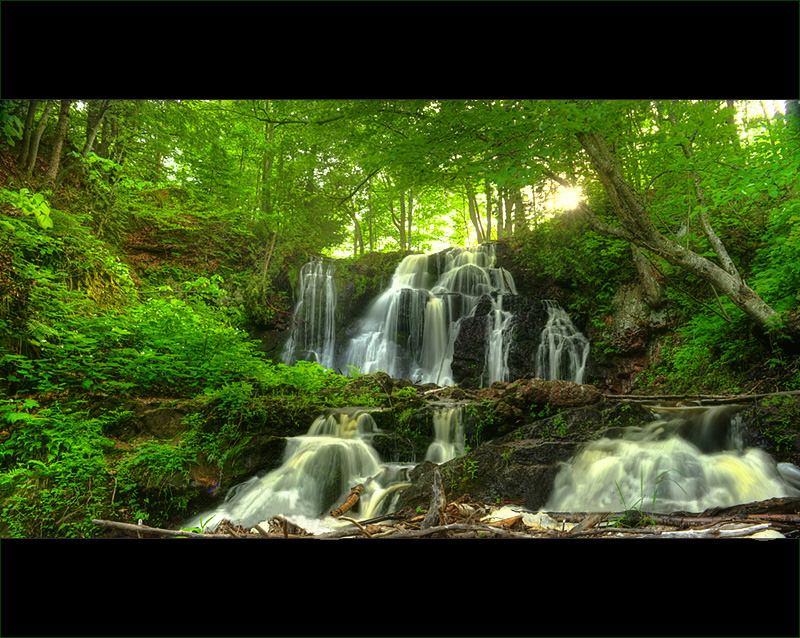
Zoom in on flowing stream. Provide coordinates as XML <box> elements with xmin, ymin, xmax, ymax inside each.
<box><xmin>229</xmin><ymin>246</ymin><xmax>800</xmax><ymax>532</ymax></box>
<box><xmin>188</xmin><ymin>405</ymin><xmax>466</xmax><ymax>533</ymax></box>
<box><xmin>546</xmin><ymin>404</ymin><xmax>800</xmax><ymax>514</ymax></box>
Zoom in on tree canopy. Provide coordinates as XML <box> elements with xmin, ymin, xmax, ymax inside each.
<box><xmin>2</xmin><ymin>98</ymin><xmax>798</xmax><ymax>341</ymax></box>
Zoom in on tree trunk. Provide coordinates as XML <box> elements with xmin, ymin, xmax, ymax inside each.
<box><xmin>725</xmin><ymin>99</ymin><xmax>741</xmax><ymax>150</ymax></box>
<box><xmin>17</xmin><ymin>100</ymin><xmax>38</xmax><ymax>167</ymax></box>
<box><xmin>495</xmin><ymin>185</ymin><xmax>506</xmax><ymax>238</ymax></box>
<box><xmin>666</xmin><ymin>105</ymin><xmax>741</xmax><ymax>279</ymax></box>
<box><xmin>368</xmin><ymin>186</ymin><xmax>374</xmax><ymax>251</ymax></box>
<box><xmin>467</xmin><ymin>185</ymin><xmax>485</xmax><ymax>243</ymax></box>
<box><xmin>573</xmin><ymin>128</ymin><xmax>784</xmax><ymax>334</ymax></box>
<box><xmin>630</xmin><ymin>244</ymin><xmax>663</xmax><ymax>310</ymax></box>
<box><xmin>785</xmin><ymin>100</ymin><xmax>800</xmax><ymax>138</ymax></box>
<box><xmin>503</xmin><ymin>189</ymin><xmax>514</xmax><ymax>236</ymax></box>
<box><xmin>391</xmin><ymin>199</ymin><xmax>406</xmax><ymax>251</ymax></box>
<box><xmin>24</xmin><ymin>101</ymin><xmax>53</xmax><ymax>176</ymax></box>
<box><xmin>54</xmin><ymin>99</ymin><xmax>112</xmax><ymax>189</ymax></box>
<box><xmin>512</xmin><ymin>187</ymin><xmax>525</xmax><ymax>233</ymax></box>
<box><xmin>260</xmin><ymin>105</ymin><xmax>276</xmax><ymax>217</ymax></box>
<box><xmin>348</xmin><ymin>206</ymin><xmax>364</xmax><ymax>256</ymax></box>
<box><xmin>484</xmin><ymin>179</ymin><xmax>493</xmax><ymax>240</ymax></box>
<box><xmin>407</xmin><ymin>188</ymin><xmax>413</xmax><ymax>252</ymax></box>
<box><xmin>43</xmin><ymin>100</ymin><xmax>72</xmax><ymax>188</ymax></box>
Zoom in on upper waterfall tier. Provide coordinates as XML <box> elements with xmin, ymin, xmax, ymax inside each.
<box><xmin>343</xmin><ymin>244</ymin><xmax>517</xmax><ymax>386</ymax></box>
<box><xmin>281</xmin><ymin>256</ymin><xmax>338</xmax><ymax>370</ymax></box>
<box><xmin>280</xmin><ymin>244</ymin><xmax>591</xmax><ymax>387</ymax></box>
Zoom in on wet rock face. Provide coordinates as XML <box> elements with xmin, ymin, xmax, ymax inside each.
<box><xmin>397</xmin><ymin>399</ymin><xmax>654</xmax><ymax>512</ymax></box>
<box><xmin>587</xmin><ymin>282</ymin><xmax>669</xmax><ymax>394</ymax></box>
<box><xmin>450</xmin><ymin>314</ymin><xmax>490</xmax><ymax>387</ymax></box>
<box><xmin>450</xmin><ymin>295</ymin><xmax>551</xmax><ymax>388</ymax></box>
<box><xmin>739</xmin><ymin>397</ymin><xmax>800</xmax><ymax>465</ymax></box>
<box><xmin>221</xmin><ymin>435</ymin><xmax>287</xmax><ymax>486</ymax></box>
<box><xmin>474</xmin><ymin>378</ymin><xmax>603</xmax><ymax>421</ymax></box>
<box><xmin>398</xmin><ymin>440</ymin><xmax>580</xmax><ymax>511</ymax></box>
<box><xmin>505</xmin><ymin>297</ymin><xmax>549</xmax><ymax>381</ymax></box>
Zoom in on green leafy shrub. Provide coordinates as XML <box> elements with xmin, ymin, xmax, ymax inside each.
<box><xmin>0</xmin><ymin>403</ymin><xmax>116</xmax><ymax>537</ymax></box>
<box><xmin>0</xmin><ymin>187</ymin><xmax>53</xmax><ymax>229</ymax></box>
<box><xmin>1</xmin><ymin>275</ymin><xmax>269</xmax><ymax>396</ymax></box>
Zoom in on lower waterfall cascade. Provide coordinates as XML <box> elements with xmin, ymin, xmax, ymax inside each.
<box><xmin>425</xmin><ymin>403</ymin><xmax>466</xmax><ymax>464</ymax></box>
<box><xmin>187</xmin><ymin>404</ymin><xmax>465</xmax><ymax>533</ymax></box>
<box><xmin>545</xmin><ymin>404</ymin><xmax>800</xmax><ymax>514</ymax></box>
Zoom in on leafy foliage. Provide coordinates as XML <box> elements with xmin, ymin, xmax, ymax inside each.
<box><xmin>1</xmin><ymin>97</ymin><xmax>799</xmax><ymax>537</ymax></box>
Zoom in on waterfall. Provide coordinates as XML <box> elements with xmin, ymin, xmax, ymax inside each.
<box><xmin>343</xmin><ymin>244</ymin><xmax>517</xmax><ymax>386</ymax></box>
<box><xmin>280</xmin><ymin>247</ymin><xmax>594</xmax><ymax>388</ymax></box>
<box><xmin>536</xmin><ymin>299</ymin><xmax>590</xmax><ymax>385</ymax></box>
<box><xmin>425</xmin><ymin>404</ymin><xmax>466</xmax><ymax>464</ymax></box>
<box><xmin>281</xmin><ymin>257</ymin><xmax>338</xmax><ymax>370</ymax></box>
<box><xmin>545</xmin><ymin>404</ymin><xmax>800</xmax><ymax>514</ymax></box>
<box><xmin>186</xmin><ymin>408</ymin><xmax>411</xmax><ymax>534</ymax></box>
<box><xmin>481</xmin><ymin>295</ymin><xmax>515</xmax><ymax>387</ymax></box>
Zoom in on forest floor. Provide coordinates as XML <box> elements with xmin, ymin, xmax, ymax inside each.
<box><xmin>94</xmin><ymin>492</ymin><xmax>800</xmax><ymax>540</ymax></box>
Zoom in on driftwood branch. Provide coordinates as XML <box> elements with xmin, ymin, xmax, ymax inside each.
<box><xmin>336</xmin><ymin>516</ymin><xmax>372</xmax><ymax>538</ymax></box>
<box><xmin>421</xmin><ymin>467</ymin><xmax>447</xmax><ymax>530</ymax></box>
<box><xmin>329</xmin><ymin>484</ymin><xmax>363</xmax><ymax>518</ymax></box>
<box><xmin>92</xmin><ymin>519</ymin><xmax>237</xmax><ymax>539</ymax></box>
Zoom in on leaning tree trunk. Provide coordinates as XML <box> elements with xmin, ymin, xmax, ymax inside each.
<box><xmin>630</xmin><ymin>244</ymin><xmax>663</xmax><ymax>310</ymax></box>
<box><xmin>43</xmin><ymin>100</ymin><xmax>72</xmax><ymax>188</ymax></box>
<box><xmin>573</xmin><ymin>129</ymin><xmax>785</xmax><ymax>334</ymax></box>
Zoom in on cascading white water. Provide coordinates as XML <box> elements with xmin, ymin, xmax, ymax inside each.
<box><xmin>545</xmin><ymin>404</ymin><xmax>800</xmax><ymax>513</ymax></box>
<box><xmin>536</xmin><ymin>299</ymin><xmax>590</xmax><ymax>385</ymax></box>
<box><xmin>482</xmin><ymin>295</ymin><xmax>515</xmax><ymax>387</ymax></box>
<box><xmin>425</xmin><ymin>404</ymin><xmax>466</xmax><ymax>464</ymax></box>
<box><xmin>280</xmin><ymin>247</ymin><xmax>595</xmax><ymax>388</ymax></box>
<box><xmin>344</xmin><ymin>244</ymin><xmax>517</xmax><ymax>386</ymax></box>
<box><xmin>186</xmin><ymin>408</ymin><xmax>411</xmax><ymax>534</ymax></box>
<box><xmin>281</xmin><ymin>257</ymin><xmax>338</xmax><ymax>370</ymax></box>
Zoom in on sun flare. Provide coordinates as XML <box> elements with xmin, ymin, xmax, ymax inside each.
<box><xmin>557</xmin><ymin>187</ymin><xmax>582</xmax><ymax>211</ymax></box>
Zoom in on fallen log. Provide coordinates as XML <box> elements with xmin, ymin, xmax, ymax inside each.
<box><xmin>548</xmin><ymin>510</ymin><xmax>800</xmax><ymax>529</ymax></box>
<box><xmin>547</xmin><ymin>504</ymin><xmax>800</xmax><ymax>538</ymax></box>
<box><xmin>603</xmin><ymin>389</ymin><xmax>800</xmax><ymax>405</ymax></box>
<box><xmin>386</xmin><ymin>522</ymin><xmax>540</xmax><ymax>539</ymax></box>
<box><xmin>656</xmin><ymin>523</ymin><xmax>774</xmax><ymax>538</ymax></box>
<box><xmin>92</xmin><ymin>519</ymin><xmax>243</xmax><ymax>539</ymax></box>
